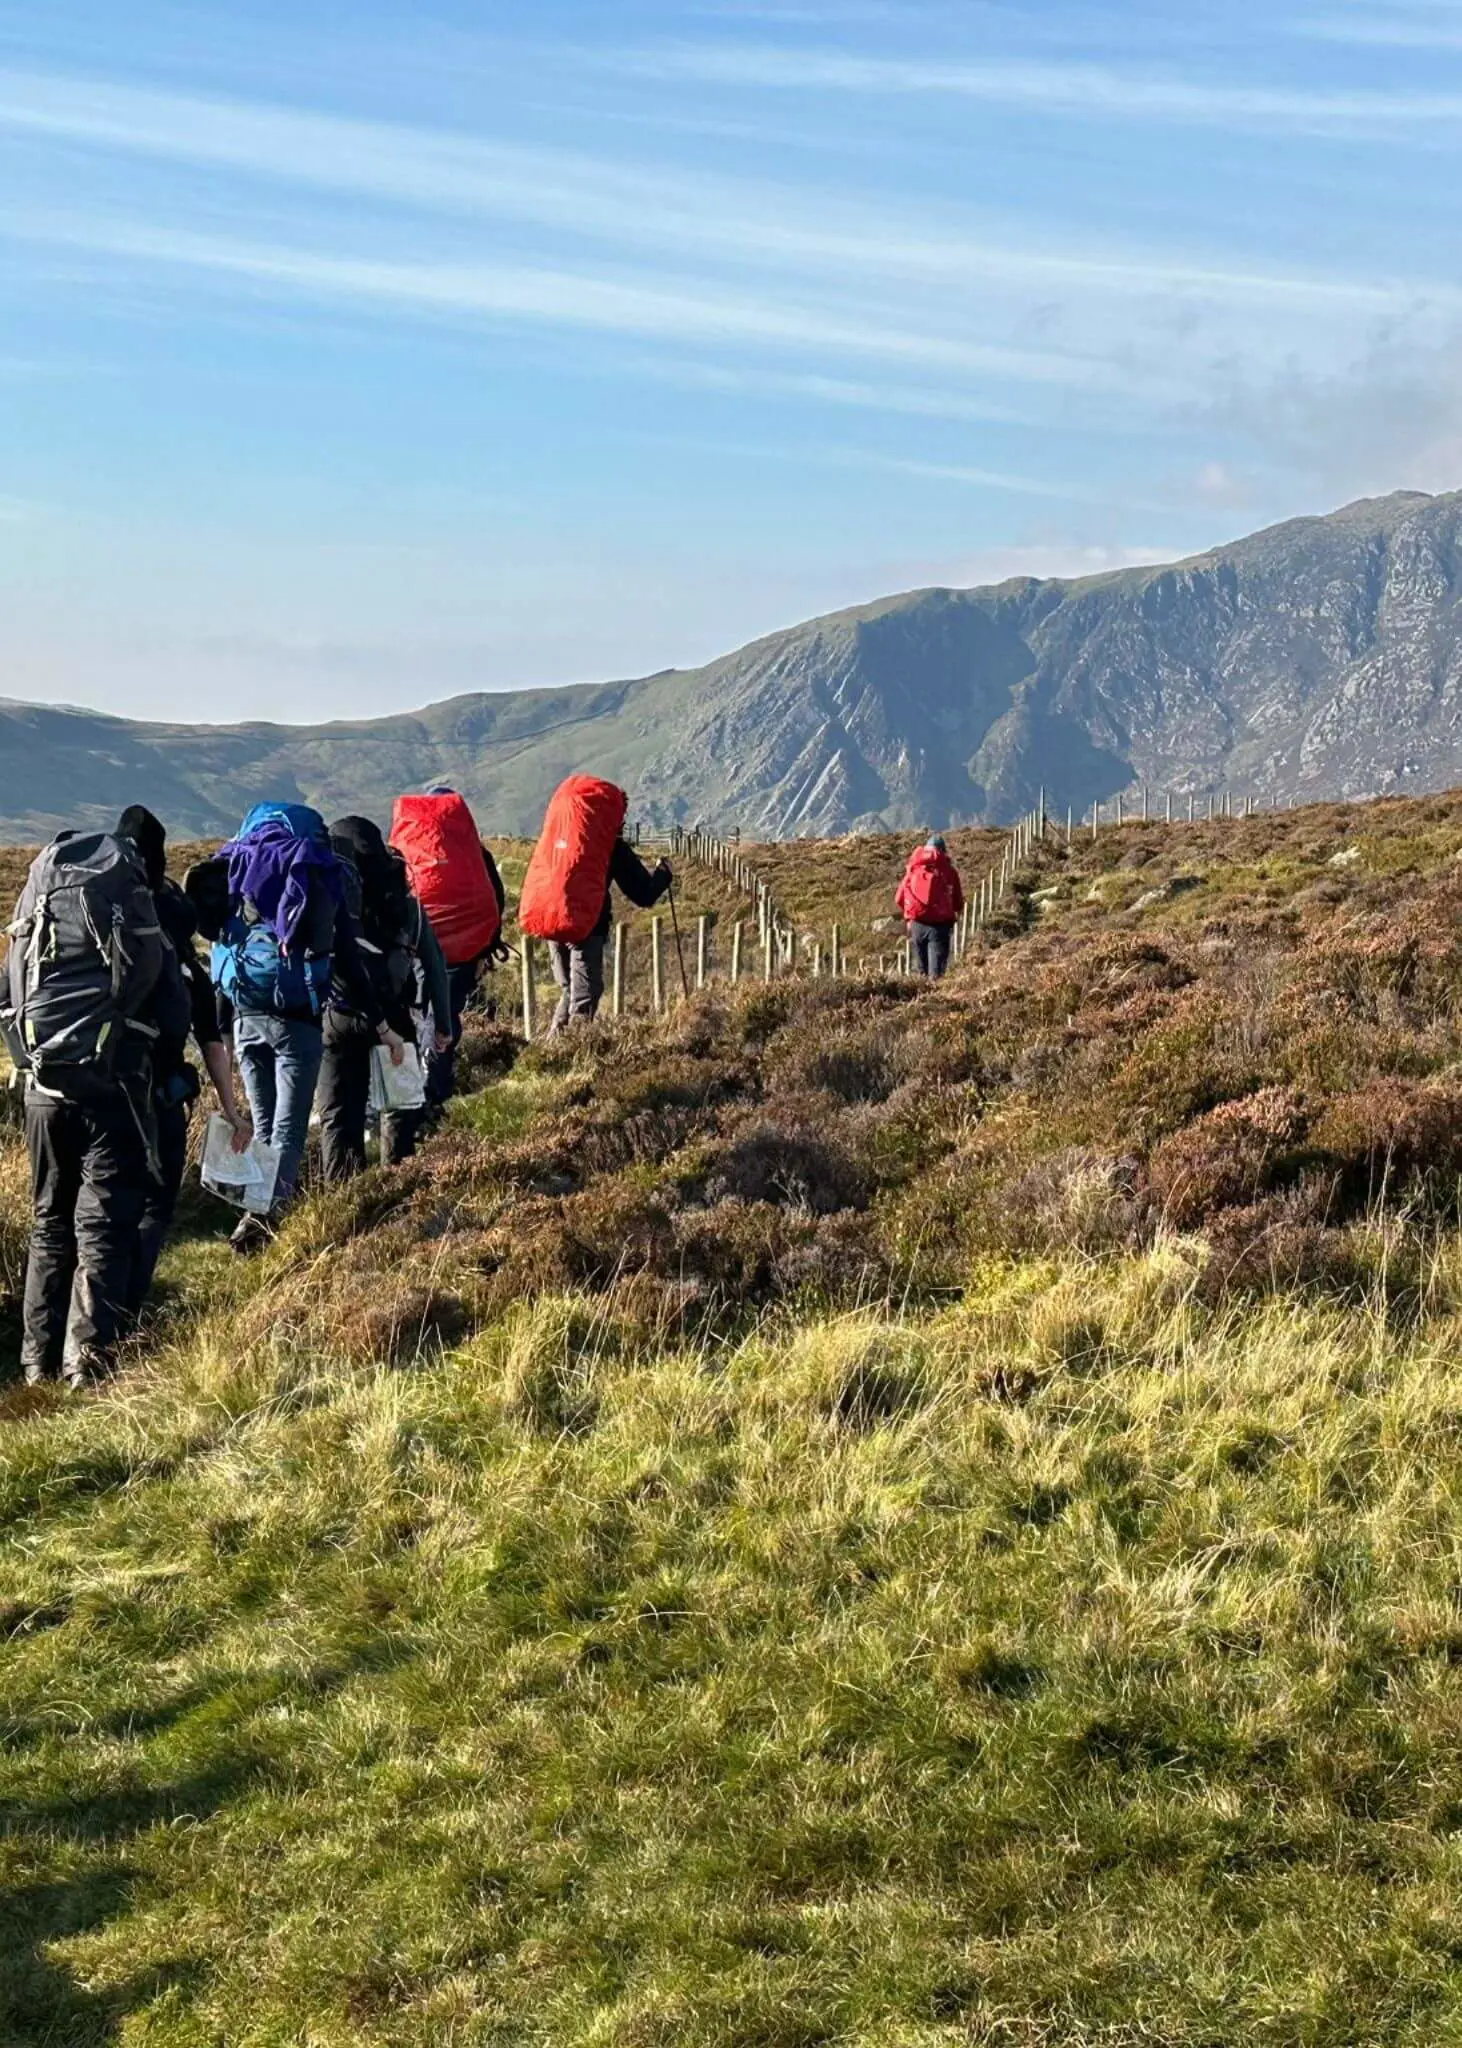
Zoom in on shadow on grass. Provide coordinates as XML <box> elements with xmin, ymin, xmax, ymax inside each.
<box><xmin>0</xmin><ymin>1757</ymin><xmax>259</xmax><ymax>2044</ymax></box>
<box><xmin>0</xmin><ymin>1642</ymin><xmax>413</xmax><ymax>2039</ymax></box>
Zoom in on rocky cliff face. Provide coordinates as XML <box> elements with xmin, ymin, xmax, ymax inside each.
<box><xmin>3</xmin><ymin>490</ymin><xmax>1461</xmax><ymax>842</ymax></box>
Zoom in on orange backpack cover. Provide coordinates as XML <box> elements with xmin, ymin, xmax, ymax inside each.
<box><xmin>388</xmin><ymin>792</ymin><xmax>501</xmax><ymax>968</ymax></box>
<box><xmin>518</xmin><ymin>776</ymin><xmax>628</xmax><ymax>945</ymax></box>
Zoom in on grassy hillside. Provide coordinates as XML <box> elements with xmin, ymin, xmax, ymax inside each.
<box><xmin>8</xmin><ymin>796</ymin><xmax>1462</xmax><ymax>2042</ymax></box>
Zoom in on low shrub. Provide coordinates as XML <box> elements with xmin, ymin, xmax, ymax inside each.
<box><xmin>1149</xmin><ymin>1087</ymin><xmax>1310</xmax><ymax>1228</ymax></box>
<box><xmin>1312</xmin><ymin>1079</ymin><xmax>1462</xmax><ymax>1213</ymax></box>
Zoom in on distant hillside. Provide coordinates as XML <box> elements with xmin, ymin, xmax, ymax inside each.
<box><xmin>5</xmin><ymin>489</ymin><xmax>1462</xmax><ymax>842</ymax></box>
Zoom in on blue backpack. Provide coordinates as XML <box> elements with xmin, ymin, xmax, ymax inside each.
<box><xmin>211</xmin><ymin>805</ymin><xmax>340</xmax><ymax>1020</ymax></box>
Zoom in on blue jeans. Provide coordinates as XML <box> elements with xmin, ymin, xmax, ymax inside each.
<box><xmin>234</xmin><ymin>1013</ymin><xmax>324</xmax><ymax>1207</ymax></box>
<box><xmin>424</xmin><ymin>960</ymin><xmax>481</xmax><ymax>1108</ymax></box>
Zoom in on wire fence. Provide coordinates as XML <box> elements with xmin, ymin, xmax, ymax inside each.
<box><xmin>513</xmin><ymin>791</ymin><xmax>1284</xmax><ymax>1034</ymax></box>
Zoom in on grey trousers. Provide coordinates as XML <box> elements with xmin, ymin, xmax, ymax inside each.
<box><xmin>547</xmin><ymin>936</ymin><xmax>606</xmax><ymax>1032</ymax></box>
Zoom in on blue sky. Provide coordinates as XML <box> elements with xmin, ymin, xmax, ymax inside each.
<box><xmin>2</xmin><ymin>0</ymin><xmax>1461</xmax><ymax>722</ymax></box>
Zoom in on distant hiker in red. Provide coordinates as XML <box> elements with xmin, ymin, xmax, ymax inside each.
<box><xmin>895</xmin><ymin>834</ymin><xmax>964</xmax><ymax>980</ymax></box>
<box><xmin>519</xmin><ymin>776</ymin><xmax>671</xmax><ymax>1031</ymax></box>
<box><xmin>389</xmin><ymin>783</ymin><xmax>507</xmax><ymax>1111</ymax></box>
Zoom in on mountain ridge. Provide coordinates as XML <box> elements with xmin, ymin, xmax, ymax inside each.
<box><xmin>3</xmin><ymin>488</ymin><xmax>1461</xmax><ymax>842</ymax></box>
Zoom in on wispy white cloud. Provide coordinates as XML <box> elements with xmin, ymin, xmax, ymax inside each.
<box><xmin>662</xmin><ymin>433</ymin><xmax>1169</xmax><ymax>511</ymax></box>
<box><xmin>1206</xmin><ymin>329</ymin><xmax>1462</xmax><ymax>501</ymax></box>
<box><xmin>839</xmin><ymin>449</ymin><xmax>1174</xmax><ymax>513</ymax></box>
<box><xmin>0</xmin><ymin>68</ymin><xmax>1446</xmax><ymax>318</ymax></box>
<box><xmin>623</xmin><ymin>355</ymin><xmax>1047</xmax><ymax>426</ymax></box>
<box><xmin>616</xmin><ymin>40</ymin><xmax>1462</xmax><ymax>137</ymax></box>
<box><xmin>2</xmin><ymin>210</ymin><xmax>1133</xmax><ymax>389</ymax></box>
<box><xmin>1293</xmin><ymin>9</ymin><xmax>1462</xmax><ymax>46</ymax></box>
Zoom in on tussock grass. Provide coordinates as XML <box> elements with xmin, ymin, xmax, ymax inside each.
<box><xmin>7</xmin><ymin>1260</ymin><xmax>1462</xmax><ymax>2041</ymax></box>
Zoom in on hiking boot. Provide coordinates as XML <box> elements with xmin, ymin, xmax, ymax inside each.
<box><xmin>230</xmin><ymin>1212</ymin><xmax>275</xmax><ymax>1257</ymax></box>
<box><xmin>64</xmin><ymin>1346</ymin><xmax>118</xmax><ymax>1391</ymax></box>
<box><xmin>23</xmin><ymin>1361</ymin><xmax>53</xmax><ymax>1388</ymax></box>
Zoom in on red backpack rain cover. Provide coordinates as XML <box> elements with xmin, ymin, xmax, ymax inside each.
<box><xmin>895</xmin><ymin>845</ymin><xmax>964</xmax><ymax>926</ymax></box>
<box><xmin>518</xmin><ymin>776</ymin><xmax>628</xmax><ymax>945</ymax></box>
<box><xmin>388</xmin><ymin>792</ymin><xmax>501</xmax><ymax>968</ymax></box>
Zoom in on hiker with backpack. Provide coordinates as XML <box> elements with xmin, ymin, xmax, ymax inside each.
<box><xmin>317</xmin><ymin>815</ymin><xmax>453</xmax><ymax>1181</ymax></box>
<box><xmin>196</xmin><ymin>803</ymin><xmax>406</xmax><ymax>1249</ymax></box>
<box><xmin>389</xmin><ymin>783</ymin><xmax>507</xmax><ymax>1110</ymax></box>
<box><xmin>116</xmin><ymin>807</ymin><xmax>252</xmax><ymax>1323</ymax></box>
<box><xmin>518</xmin><ymin>776</ymin><xmax>672</xmax><ymax>1030</ymax></box>
<box><xmin>895</xmin><ymin>835</ymin><xmax>964</xmax><ymax>980</ymax></box>
<box><xmin>3</xmin><ymin>827</ymin><xmax>191</xmax><ymax>1388</ymax></box>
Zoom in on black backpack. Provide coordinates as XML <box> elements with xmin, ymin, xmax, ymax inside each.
<box><xmin>2</xmin><ymin>833</ymin><xmax>168</xmax><ymax>1090</ymax></box>
<box><xmin>335</xmin><ymin>853</ymin><xmax>421</xmax><ymax>1019</ymax></box>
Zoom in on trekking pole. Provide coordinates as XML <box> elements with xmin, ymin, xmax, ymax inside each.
<box><xmin>666</xmin><ymin>883</ymin><xmax>693</xmax><ymax>1002</ymax></box>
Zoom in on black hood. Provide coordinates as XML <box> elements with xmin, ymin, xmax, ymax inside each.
<box><xmin>118</xmin><ymin>804</ymin><xmax>166</xmax><ymax>890</ymax></box>
<box><xmin>329</xmin><ymin>815</ymin><xmax>395</xmax><ymax>895</ymax></box>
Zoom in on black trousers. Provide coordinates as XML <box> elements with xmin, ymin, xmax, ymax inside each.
<box><xmin>317</xmin><ymin>1040</ymin><xmax>417</xmax><ymax>1185</ymax></box>
<box><xmin>126</xmin><ymin>1097</ymin><xmax>190</xmax><ymax>1322</ymax></box>
<box><xmin>23</xmin><ymin>1086</ymin><xmax>150</xmax><ymax>1379</ymax></box>
<box><xmin>910</xmin><ymin>921</ymin><xmax>953</xmax><ymax>979</ymax></box>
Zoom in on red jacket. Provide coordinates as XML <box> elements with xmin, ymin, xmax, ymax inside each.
<box><xmin>896</xmin><ymin>844</ymin><xmax>964</xmax><ymax>927</ymax></box>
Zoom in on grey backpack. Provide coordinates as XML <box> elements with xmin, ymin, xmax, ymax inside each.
<box><xmin>1</xmin><ymin>832</ymin><xmax>166</xmax><ymax>1089</ymax></box>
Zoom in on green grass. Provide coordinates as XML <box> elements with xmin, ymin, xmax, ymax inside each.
<box><xmin>12</xmin><ymin>1261</ymin><xmax>1462</xmax><ymax>2044</ymax></box>
<box><xmin>13</xmin><ymin>791</ymin><xmax>1462</xmax><ymax>2041</ymax></box>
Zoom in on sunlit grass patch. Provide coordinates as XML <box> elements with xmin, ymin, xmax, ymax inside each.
<box><xmin>10</xmin><ymin>1259</ymin><xmax>1462</xmax><ymax>2040</ymax></box>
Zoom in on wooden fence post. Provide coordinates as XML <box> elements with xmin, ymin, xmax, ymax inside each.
<box><xmin>831</xmin><ymin>923</ymin><xmax>842</xmax><ymax>977</ymax></box>
<box><xmin>520</xmin><ymin>936</ymin><xmax>537</xmax><ymax>1040</ymax></box>
<box><xmin>612</xmin><ymin>924</ymin><xmax>625</xmax><ymax>1017</ymax></box>
<box><xmin>651</xmin><ymin>917</ymin><xmax>664</xmax><ymax>1015</ymax></box>
<box><xmin>763</xmin><ymin>928</ymin><xmax>775</xmax><ymax>982</ymax></box>
<box><xmin>696</xmin><ymin>914</ymin><xmax>708</xmax><ymax>990</ymax></box>
<box><xmin>730</xmin><ymin>920</ymin><xmax>743</xmax><ymax>984</ymax></box>
<box><xmin>812</xmin><ymin>943</ymin><xmax>823</xmax><ymax>980</ymax></box>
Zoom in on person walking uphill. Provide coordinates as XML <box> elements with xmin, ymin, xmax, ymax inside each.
<box><xmin>317</xmin><ymin>815</ymin><xmax>452</xmax><ymax>1182</ymax></box>
<box><xmin>2</xmin><ymin>827</ymin><xmax>190</xmax><ymax>1388</ymax></box>
<box><xmin>116</xmin><ymin>806</ymin><xmax>252</xmax><ymax>1324</ymax></box>
<box><xmin>896</xmin><ymin>834</ymin><xmax>964</xmax><ymax>980</ymax></box>
<box><xmin>518</xmin><ymin>776</ymin><xmax>671</xmax><ymax>1031</ymax></box>
<box><xmin>198</xmin><ymin>803</ymin><xmax>404</xmax><ymax>1250</ymax></box>
<box><xmin>389</xmin><ymin>783</ymin><xmax>506</xmax><ymax>1113</ymax></box>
